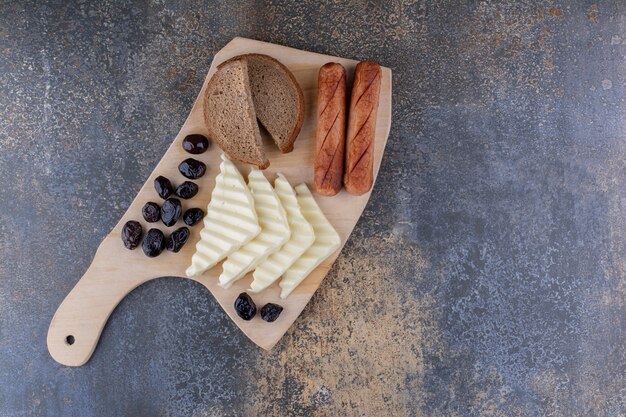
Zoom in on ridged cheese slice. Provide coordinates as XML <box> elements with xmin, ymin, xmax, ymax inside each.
<box><xmin>185</xmin><ymin>154</ymin><xmax>260</xmax><ymax>278</ymax></box>
<box><xmin>218</xmin><ymin>170</ymin><xmax>291</xmax><ymax>288</ymax></box>
<box><xmin>279</xmin><ymin>184</ymin><xmax>341</xmax><ymax>299</ymax></box>
<box><xmin>249</xmin><ymin>174</ymin><xmax>315</xmax><ymax>293</ymax></box>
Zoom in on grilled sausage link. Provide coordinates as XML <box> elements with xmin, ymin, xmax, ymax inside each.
<box><xmin>314</xmin><ymin>62</ymin><xmax>347</xmax><ymax>196</ymax></box>
<box><xmin>344</xmin><ymin>61</ymin><xmax>382</xmax><ymax>195</ymax></box>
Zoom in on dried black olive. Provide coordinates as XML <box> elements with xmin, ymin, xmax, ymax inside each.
<box><xmin>142</xmin><ymin>228</ymin><xmax>165</xmax><ymax>257</ymax></box>
<box><xmin>154</xmin><ymin>176</ymin><xmax>173</xmax><ymax>199</ymax></box>
<box><xmin>161</xmin><ymin>198</ymin><xmax>182</xmax><ymax>227</ymax></box>
<box><xmin>178</xmin><ymin>158</ymin><xmax>206</xmax><ymax>179</ymax></box>
<box><xmin>234</xmin><ymin>293</ymin><xmax>256</xmax><ymax>320</ymax></box>
<box><xmin>260</xmin><ymin>303</ymin><xmax>283</xmax><ymax>322</ymax></box>
<box><xmin>183</xmin><ymin>208</ymin><xmax>204</xmax><ymax>226</ymax></box>
<box><xmin>141</xmin><ymin>202</ymin><xmax>161</xmax><ymax>223</ymax></box>
<box><xmin>182</xmin><ymin>134</ymin><xmax>210</xmax><ymax>154</ymax></box>
<box><xmin>175</xmin><ymin>181</ymin><xmax>198</xmax><ymax>199</ymax></box>
<box><xmin>121</xmin><ymin>220</ymin><xmax>143</xmax><ymax>250</ymax></box>
<box><xmin>166</xmin><ymin>227</ymin><xmax>190</xmax><ymax>253</ymax></box>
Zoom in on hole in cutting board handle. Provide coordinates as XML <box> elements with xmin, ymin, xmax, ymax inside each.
<box><xmin>65</xmin><ymin>335</ymin><xmax>75</xmax><ymax>345</ymax></box>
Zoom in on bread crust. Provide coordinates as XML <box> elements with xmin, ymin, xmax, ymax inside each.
<box><xmin>314</xmin><ymin>62</ymin><xmax>346</xmax><ymax>196</ymax></box>
<box><xmin>222</xmin><ymin>53</ymin><xmax>305</xmax><ymax>153</ymax></box>
<box><xmin>344</xmin><ymin>61</ymin><xmax>382</xmax><ymax>195</ymax></box>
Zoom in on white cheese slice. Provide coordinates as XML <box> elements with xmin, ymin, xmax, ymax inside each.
<box><xmin>218</xmin><ymin>170</ymin><xmax>291</xmax><ymax>289</ymax></box>
<box><xmin>185</xmin><ymin>154</ymin><xmax>260</xmax><ymax>278</ymax></box>
<box><xmin>279</xmin><ymin>184</ymin><xmax>341</xmax><ymax>299</ymax></box>
<box><xmin>249</xmin><ymin>174</ymin><xmax>315</xmax><ymax>293</ymax></box>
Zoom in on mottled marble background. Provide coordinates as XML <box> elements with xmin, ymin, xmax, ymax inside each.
<box><xmin>0</xmin><ymin>1</ymin><xmax>624</xmax><ymax>416</ymax></box>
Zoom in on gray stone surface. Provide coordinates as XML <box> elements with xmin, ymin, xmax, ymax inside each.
<box><xmin>1</xmin><ymin>1</ymin><xmax>624</xmax><ymax>416</ymax></box>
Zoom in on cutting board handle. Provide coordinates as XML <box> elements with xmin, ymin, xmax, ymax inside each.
<box><xmin>47</xmin><ymin>237</ymin><xmax>155</xmax><ymax>366</ymax></box>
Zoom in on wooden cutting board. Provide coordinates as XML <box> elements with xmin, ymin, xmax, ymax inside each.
<box><xmin>47</xmin><ymin>37</ymin><xmax>392</xmax><ymax>366</ymax></box>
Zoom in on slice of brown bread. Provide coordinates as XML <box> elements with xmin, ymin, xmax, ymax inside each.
<box><xmin>203</xmin><ymin>59</ymin><xmax>269</xmax><ymax>169</ymax></box>
<box><xmin>225</xmin><ymin>54</ymin><xmax>305</xmax><ymax>153</ymax></box>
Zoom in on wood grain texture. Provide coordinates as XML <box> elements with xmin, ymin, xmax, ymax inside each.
<box><xmin>47</xmin><ymin>37</ymin><xmax>392</xmax><ymax>366</ymax></box>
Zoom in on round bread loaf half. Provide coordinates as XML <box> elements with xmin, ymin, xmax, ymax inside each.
<box><xmin>204</xmin><ymin>54</ymin><xmax>305</xmax><ymax>168</ymax></box>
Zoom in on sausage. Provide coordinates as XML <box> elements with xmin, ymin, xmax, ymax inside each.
<box><xmin>344</xmin><ymin>61</ymin><xmax>382</xmax><ymax>195</ymax></box>
<box><xmin>314</xmin><ymin>63</ymin><xmax>347</xmax><ymax>196</ymax></box>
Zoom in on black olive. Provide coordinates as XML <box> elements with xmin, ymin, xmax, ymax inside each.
<box><xmin>161</xmin><ymin>198</ymin><xmax>182</xmax><ymax>227</ymax></box>
<box><xmin>260</xmin><ymin>303</ymin><xmax>283</xmax><ymax>322</ymax></box>
<box><xmin>175</xmin><ymin>181</ymin><xmax>198</xmax><ymax>199</ymax></box>
<box><xmin>154</xmin><ymin>176</ymin><xmax>173</xmax><ymax>199</ymax></box>
<box><xmin>183</xmin><ymin>208</ymin><xmax>204</xmax><ymax>226</ymax></box>
<box><xmin>142</xmin><ymin>228</ymin><xmax>165</xmax><ymax>257</ymax></box>
<box><xmin>182</xmin><ymin>134</ymin><xmax>210</xmax><ymax>154</ymax></box>
<box><xmin>234</xmin><ymin>293</ymin><xmax>257</xmax><ymax>320</ymax></box>
<box><xmin>166</xmin><ymin>227</ymin><xmax>190</xmax><ymax>253</ymax></box>
<box><xmin>178</xmin><ymin>158</ymin><xmax>206</xmax><ymax>179</ymax></box>
<box><xmin>121</xmin><ymin>220</ymin><xmax>143</xmax><ymax>250</ymax></box>
<box><xmin>141</xmin><ymin>202</ymin><xmax>161</xmax><ymax>223</ymax></box>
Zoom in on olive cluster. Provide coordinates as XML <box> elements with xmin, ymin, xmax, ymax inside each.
<box><xmin>121</xmin><ymin>134</ymin><xmax>210</xmax><ymax>257</ymax></box>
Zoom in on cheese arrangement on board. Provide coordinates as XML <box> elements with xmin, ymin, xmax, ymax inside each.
<box><xmin>186</xmin><ymin>156</ymin><xmax>340</xmax><ymax>302</ymax></box>
<box><xmin>47</xmin><ymin>38</ymin><xmax>392</xmax><ymax>366</ymax></box>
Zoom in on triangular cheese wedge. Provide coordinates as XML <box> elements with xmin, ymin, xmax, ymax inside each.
<box><xmin>279</xmin><ymin>184</ymin><xmax>341</xmax><ymax>299</ymax></box>
<box><xmin>185</xmin><ymin>154</ymin><xmax>261</xmax><ymax>277</ymax></box>
<box><xmin>218</xmin><ymin>170</ymin><xmax>291</xmax><ymax>288</ymax></box>
<box><xmin>249</xmin><ymin>174</ymin><xmax>315</xmax><ymax>293</ymax></box>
